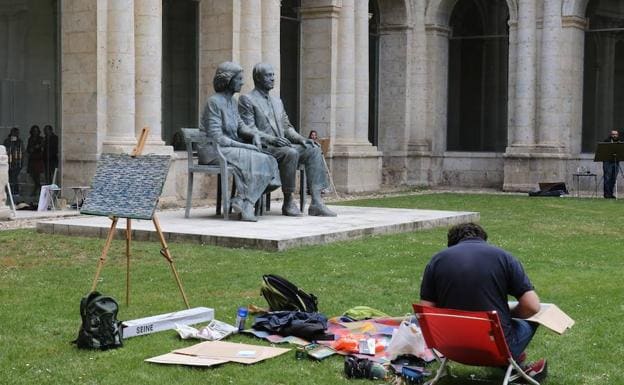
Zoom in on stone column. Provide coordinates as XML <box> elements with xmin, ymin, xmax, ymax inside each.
<box><xmin>378</xmin><ymin>24</ymin><xmax>411</xmax><ymax>185</ymax></box>
<box><xmin>353</xmin><ymin>0</ymin><xmax>369</xmax><ymax>145</ymax></box>
<box><xmin>424</xmin><ymin>23</ymin><xmax>450</xmax><ymax>156</ymax></box>
<box><xmin>0</xmin><ymin>145</ymin><xmax>11</xmax><ymax>219</ymax></box>
<box><xmin>561</xmin><ymin>15</ymin><xmax>587</xmax><ymax>154</ymax></box>
<box><xmin>239</xmin><ymin>0</ymin><xmax>262</xmax><ymax>93</ymax></box>
<box><xmin>262</xmin><ymin>0</ymin><xmax>281</xmax><ymax>94</ymax></box>
<box><xmin>134</xmin><ymin>0</ymin><xmax>164</xmax><ymax>145</ymax></box>
<box><xmin>198</xmin><ymin>1</ymin><xmax>235</xmax><ymax>108</ymax></box>
<box><xmin>300</xmin><ymin>1</ymin><xmax>381</xmax><ymax>192</ymax></box>
<box><xmin>103</xmin><ymin>0</ymin><xmax>137</xmax><ymax>152</ymax></box>
<box><xmin>537</xmin><ymin>0</ymin><xmax>564</xmax><ymax>151</ymax></box>
<box><xmin>406</xmin><ymin>0</ymin><xmax>432</xmax><ymax>187</ymax></box>
<box><xmin>299</xmin><ymin>1</ymin><xmax>340</xmax><ymax>140</ymax></box>
<box><xmin>334</xmin><ymin>0</ymin><xmax>355</xmax><ymax>143</ymax></box>
<box><xmin>509</xmin><ymin>0</ymin><xmax>537</xmax><ymax>150</ymax></box>
<box><xmin>60</xmin><ymin>0</ymin><xmax>101</xmax><ymax>192</ymax></box>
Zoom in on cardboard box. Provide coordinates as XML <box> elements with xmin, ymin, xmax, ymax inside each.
<box><xmin>122</xmin><ymin>307</ymin><xmax>214</xmax><ymax>338</ymax></box>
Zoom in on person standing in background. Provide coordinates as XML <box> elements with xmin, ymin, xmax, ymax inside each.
<box><xmin>43</xmin><ymin>125</ymin><xmax>59</xmax><ymax>184</ymax></box>
<box><xmin>602</xmin><ymin>130</ymin><xmax>621</xmax><ymax>199</ymax></box>
<box><xmin>26</xmin><ymin>125</ymin><xmax>44</xmax><ymax>197</ymax></box>
<box><xmin>3</xmin><ymin>127</ymin><xmax>24</xmax><ymax>195</ymax></box>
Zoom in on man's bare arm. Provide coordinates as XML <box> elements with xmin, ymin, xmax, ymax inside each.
<box><xmin>510</xmin><ymin>290</ymin><xmax>540</xmax><ymax>319</ymax></box>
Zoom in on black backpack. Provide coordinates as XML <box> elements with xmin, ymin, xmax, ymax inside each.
<box><xmin>260</xmin><ymin>274</ymin><xmax>318</xmax><ymax>313</ymax></box>
<box><xmin>75</xmin><ymin>291</ymin><xmax>123</xmax><ymax>350</ymax></box>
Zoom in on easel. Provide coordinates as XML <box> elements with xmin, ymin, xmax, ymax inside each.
<box><xmin>594</xmin><ymin>142</ymin><xmax>624</xmax><ymax>198</ymax></box>
<box><xmin>90</xmin><ymin>127</ymin><xmax>190</xmax><ymax>308</ymax></box>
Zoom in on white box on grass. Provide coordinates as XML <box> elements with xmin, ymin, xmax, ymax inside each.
<box><xmin>122</xmin><ymin>307</ymin><xmax>214</xmax><ymax>338</ymax></box>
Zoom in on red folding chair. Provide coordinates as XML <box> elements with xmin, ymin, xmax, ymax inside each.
<box><xmin>412</xmin><ymin>304</ymin><xmax>541</xmax><ymax>385</ymax></box>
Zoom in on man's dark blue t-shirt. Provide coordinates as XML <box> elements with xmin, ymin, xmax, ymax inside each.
<box><xmin>420</xmin><ymin>238</ymin><xmax>534</xmax><ymax>343</ymax></box>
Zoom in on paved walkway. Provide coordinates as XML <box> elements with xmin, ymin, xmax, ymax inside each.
<box><xmin>36</xmin><ymin>205</ymin><xmax>478</xmax><ymax>251</ymax></box>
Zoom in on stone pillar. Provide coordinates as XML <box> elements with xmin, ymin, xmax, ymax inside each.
<box><xmin>334</xmin><ymin>0</ymin><xmax>355</xmax><ymax>143</ymax></box>
<box><xmin>509</xmin><ymin>0</ymin><xmax>537</xmax><ymax>150</ymax></box>
<box><xmin>103</xmin><ymin>0</ymin><xmax>137</xmax><ymax>152</ymax></box>
<box><xmin>299</xmin><ymin>1</ymin><xmax>340</xmax><ymax>140</ymax></box>
<box><xmin>406</xmin><ymin>0</ymin><xmax>432</xmax><ymax>187</ymax></box>
<box><xmin>0</xmin><ymin>145</ymin><xmax>12</xmax><ymax>219</ymax></box>
<box><xmin>378</xmin><ymin>24</ymin><xmax>411</xmax><ymax>185</ymax></box>
<box><xmin>262</xmin><ymin>0</ymin><xmax>281</xmax><ymax>94</ymax></box>
<box><xmin>60</xmin><ymin>0</ymin><xmax>101</xmax><ymax>192</ymax></box>
<box><xmin>239</xmin><ymin>0</ymin><xmax>262</xmax><ymax>93</ymax></box>
<box><xmin>300</xmin><ymin>1</ymin><xmax>381</xmax><ymax>192</ymax></box>
<box><xmin>135</xmin><ymin>0</ymin><xmax>164</xmax><ymax>145</ymax></box>
<box><xmin>424</xmin><ymin>24</ymin><xmax>450</xmax><ymax>157</ymax></box>
<box><xmin>561</xmin><ymin>15</ymin><xmax>587</xmax><ymax>154</ymax></box>
<box><xmin>353</xmin><ymin>0</ymin><xmax>369</xmax><ymax>145</ymax></box>
<box><xmin>537</xmin><ymin>0</ymin><xmax>564</xmax><ymax>152</ymax></box>
<box><xmin>198</xmin><ymin>1</ymin><xmax>235</xmax><ymax>108</ymax></box>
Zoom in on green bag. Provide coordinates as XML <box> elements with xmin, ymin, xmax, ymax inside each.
<box><xmin>74</xmin><ymin>291</ymin><xmax>123</xmax><ymax>350</ymax></box>
<box><xmin>342</xmin><ymin>306</ymin><xmax>390</xmax><ymax>321</ymax></box>
<box><xmin>261</xmin><ymin>274</ymin><xmax>318</xmax><ymax>313</ymax></box>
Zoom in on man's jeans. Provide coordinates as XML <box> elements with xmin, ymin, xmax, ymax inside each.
<box><xmin>508</xmin><ymin>319</ymin><xmax>538</xmax><ymax>361</ymax></box>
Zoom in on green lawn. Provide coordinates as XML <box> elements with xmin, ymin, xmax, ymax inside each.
<box><xmin>1</xmin><ymin>193</ymin><xmax>622</xmax><ymax>385</ymax></box>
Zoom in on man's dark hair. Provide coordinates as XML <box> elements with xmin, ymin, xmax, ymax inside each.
<box><xmin>447</xmin><ymin>222</ymin><xmax>488</xmax><ymax>247</ymax></box>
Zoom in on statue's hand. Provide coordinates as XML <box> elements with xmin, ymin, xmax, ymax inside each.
<box><xmin>243</xmin><ymin>143</ymin><xmax>260</xmax><ymax>152</ymax></box>
<box><xmin>252</xmin><ymin>134</ymin><xmax>262</xmax><ymax>150</ymax></box>
<box><xmin>302</xmin><ymin>139</ymin><xmax>318</xmax><ymax>148</ymax></box>
<box><xmin>274</xmin><ymin>137</ymin><xmax>291</xmax><ymax>147</ymax></box>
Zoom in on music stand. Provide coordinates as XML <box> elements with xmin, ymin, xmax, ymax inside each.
<box><xmin>594</xmin><ymin>142</ymin><xmax>624</xmax><ymax>197</ymax></box>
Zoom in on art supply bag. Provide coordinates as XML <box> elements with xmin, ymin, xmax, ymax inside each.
<box><xmin>74</xmin><ymin>291</ymin><xmax>123</xmax><ymax>350</ymax></box>
<box><xmin>261</xmin><ymin>274</ymin><xmax>318</xmax><ymax>312</ymax></box>
<box><xmin>386</xmin><ymin>320</ymin><xmax>426</xmax><ymax>360</ymax></box>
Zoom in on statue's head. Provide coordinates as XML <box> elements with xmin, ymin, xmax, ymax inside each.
<box><xmin>213</xmin><ymin>61</ymin><xmax>244</xmax><ymax>93</ymax></box>
<box><xmin>252</xmin><ymin>62</ymin><xmax>275</xmax><ymax>91</ymax></box>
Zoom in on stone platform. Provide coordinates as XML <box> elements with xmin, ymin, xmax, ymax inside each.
<box><xmin>36</xmin><ymin>205</ymin><xmax>479</xmax><ymax>251</ymax></box>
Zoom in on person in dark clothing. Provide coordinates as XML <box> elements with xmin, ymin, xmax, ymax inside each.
<box><xmin>602</xmin><ymin>130</ymin><xmax>621</xmax><ymax>199</ymax></box>
<box><xmin>420</xmin><ymin>222</ymin><xmax>547</xmax><ymax>381</ymax></box>
<box><xmin>3</xmin><ymin>127</ymin><xmax>24</xmax><ymax>195</ymax></box>
<box><xmin>43</xmin><ymin>125</ymin><xmax>59</xmax><ymax>184</ymax></box>
<box><xmin>26</xmin><ymin>125</ymin><xmax>44</xmax><ymax>196</ymax></box>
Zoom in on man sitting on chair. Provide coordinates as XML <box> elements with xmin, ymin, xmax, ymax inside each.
<box><xmin>419</xmin><ymin>222</ymin><xmax>547</xmax><ymax>382</ymax></box>
<box><xmin>238</xmin><ymin>62</ymin><xmax>336</xmax><ymax>217</ymax></box>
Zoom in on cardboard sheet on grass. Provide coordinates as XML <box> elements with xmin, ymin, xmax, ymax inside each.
<box><xmin>146</xmin><ymin>341</ymin><xmax>290</xmax><ymax>367</ymax></box>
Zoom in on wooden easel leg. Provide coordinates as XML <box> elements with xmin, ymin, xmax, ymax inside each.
<box><xmin>91</xmin><ymin>217</ymin><xmax>119</xmax><ymax>292</ymax></box>
<box><xmin>126</xmin><ymin>218</ymin><xmax>132</xmax><ymax>306</ymax></box>
<box><xmin>152</xmin><ymin>215</ymin><xmax>190</xmax><ymax>308</ymax></box>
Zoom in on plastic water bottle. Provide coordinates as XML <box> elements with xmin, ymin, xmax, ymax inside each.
<box><xmin>235</xmin><ymin>306</ymin><xmax>248</xmax><ymax>332</ymax></box>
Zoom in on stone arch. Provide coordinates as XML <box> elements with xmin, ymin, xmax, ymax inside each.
<box><xmin>425</xmin><ymin>0</ymin><xmax>517</xmax><ymax>26</ymax></box>
<box><xmin>562</xmin><ymin>0</ymin><xmax>591</xmax><ymax>18</ymax></box>
<box><xmin>377</xmin><ymin>0</ymin><xmax>411</xmax><ymax>26</ymax></box>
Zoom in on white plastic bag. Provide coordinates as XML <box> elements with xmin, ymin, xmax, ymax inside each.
<box><xmin>385</xmin><ymin>320</ymin><xmax>426</xmax><ymax>360</ymax></box>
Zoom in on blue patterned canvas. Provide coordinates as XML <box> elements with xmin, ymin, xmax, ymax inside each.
<box><xmin>80</xmin><ymin>154</ymin><xmax>171</xmax><ymax>220</ymax></box>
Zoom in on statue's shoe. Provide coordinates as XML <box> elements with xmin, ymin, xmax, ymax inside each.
<box><xmin>230</xmin><ymin>197</ymin><xmax>243</xmax><ymax>214</ymax></box>
<box><xmin>240</xmin><ymin>200</ymin><xmax>258</xmax><ymax>222</ymax></box>
<box><xmin>282</xmin><ymin>200</ymin><xmax>302</xmax><ymax>216</ymax></box>
<box><xmin>308</xmin><ymin>203</ymin><xmax>337</xmax><ymax>217</ymax></box>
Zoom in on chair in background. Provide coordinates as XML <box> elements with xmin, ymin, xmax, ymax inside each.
<box><xmin>412</xmin><ymin>304</ymin><xmax>541</xmax><ymax>385</ymax></box>
<box><xmin>182</xmin><ymin>128</ymin><xmax>233</xmax><ymax>219</ymax></box>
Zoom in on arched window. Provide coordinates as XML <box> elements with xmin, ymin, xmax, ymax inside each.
<box><xmin>582</xmin><ymin>0</ymin><xmax>624</xmax><ymax>152</ymax></box>
<box><xmin>280</xmin><ymin>0</ymin><xmax>301</xmax><ymax>129</ymax></box>
<box><xmin>447</xmin><ymin>0</ymin><xmax>509</xmax><ymax>152</ymax></box>
<box><xmin>369</xmin><ymin>0</ymin><xmax>380</xmax><ymax>146</ymax></box>
<box><xmin>162</xmin><ymin>0</ymin><xmax>198</xmax><ymax>148</ymax></box>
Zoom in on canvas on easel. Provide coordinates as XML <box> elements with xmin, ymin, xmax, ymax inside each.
<box><xmin>81</xmin><ymin>128</ymin><xmax>189</xmax><ymax>308</ymax></box>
